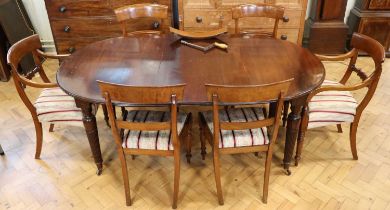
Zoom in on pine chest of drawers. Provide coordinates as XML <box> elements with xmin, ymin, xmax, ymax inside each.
<box><xmin>44</xmin><ymin>0</ymin><xmax>173</xmax><ymax>54</ymax></box>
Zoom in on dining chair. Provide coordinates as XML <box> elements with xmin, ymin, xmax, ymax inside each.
<box><xmin>97</xmin><ymin>81</ymin><xmax>192</xmax><ymax>209</ymax></box>
<box><xmin>114</xmin><ymin>3</ymin><xmax>169</xmax><ymax>37</ymax></box>
<box><xmin>295</xmin><ymin>33</ymin><xmax>385</xmax><ymax>166</ymax></box>
<box><xmin>231</xmin><ymin>3</ymin><xmax>288</xmax><ymax>38</ymax></box>
<box><xmin>198</xmin><ymin>80</ymin><xmax>292</xmax><ymax>204</ymax></box>
<box><xmin>6</xmin><ymin>34</ymin><xmax>88</xmax><ymax>159</ymax></box>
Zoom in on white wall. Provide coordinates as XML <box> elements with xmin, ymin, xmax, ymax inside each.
<box><xmin>21</xmin><ymin>0</ymin><xmax>54</xmax><ymax>50</ymax></box>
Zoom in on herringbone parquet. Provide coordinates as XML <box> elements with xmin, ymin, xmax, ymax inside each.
<box><xmin>0</xmin><ymin>57</ymin><xmax>389</xmax><ymax>210</ymax></box>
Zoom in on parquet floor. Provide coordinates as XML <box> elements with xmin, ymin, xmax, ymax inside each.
<box><xmin>0</xmin><ymin>57</ymin><xmax>389</xmax><ymax>210</ymax></box>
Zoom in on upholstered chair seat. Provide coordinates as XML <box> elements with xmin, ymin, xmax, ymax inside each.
<box><xmin>308</xmin><ymin>80</ymin><xmax>358</xmax><ymax>129</ymax></box>
<box><xmin>201</xmin><ymin>107</ymin><xmax>269</xmax><ymax>148</ymax></box>
<box><xmin>122</xmin><ymin>110</ymin><xmax>189</xmax><ymax>150</ymax></box>
<box><xmin>34</xmin><ymin>87</ymin><xmax>82</xmax><ymax>123</ymax></box>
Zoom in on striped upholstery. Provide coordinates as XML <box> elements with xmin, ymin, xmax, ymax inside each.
<box><xmin>122</xmin><ymin>110</ymin><xmax>188</xmax><ymax>150</ymax></box>
<box><xmin>34</xmin><ymin>88</ymin><xmax>82</xmax><ymax>124</ymax></box>
<box><xmin>308</xmin><ymin>80</ymin><xmax>358</xmax><ymax>129</ymax></box>
<box><xmin>201</xmin><ymin>107</ymin><xmax>269</xmax><ymax>148</ymax></box>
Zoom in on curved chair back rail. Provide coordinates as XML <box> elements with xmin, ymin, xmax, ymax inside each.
<box><xmin>231</xmin><ymin>4</ymin><xmax>286</xmax><ymax>37</ymax></box>
<box><xmin>114</xmin><ymin>3</ymin><xmax>169</xmax><ymax>37</ymax></box>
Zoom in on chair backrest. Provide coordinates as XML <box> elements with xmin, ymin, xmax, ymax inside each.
<box><xmin>7</xmin><ymin>34</ymin><xmax>55</xmax><ymax>115</ymax></box>
<box><xmin>97</xmin><ymin>81</ymin><xmax>185</xmax><ymax>148</ymax></box>
<box><xmin>341</xmin><ymin>33</ymin><xmax>385</xmax><ymax>113</ymax></box>
<box><xmin>114</xmin><ymin>3</ymin><xmax>169</xmax><ymax>37</ymax></box>
<box><xmin>205</xmin><ymin>79</ymin><xmax>292</xmax><ymax>148</ymax></box>
<box><xmin>231</xmin><ymin>4</ymin><xmax>285</xmax><ymax>37</ymax></box>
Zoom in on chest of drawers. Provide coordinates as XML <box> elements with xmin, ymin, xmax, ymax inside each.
<box><xmin>44</xmin><ymin>0</ymin><xmax>173</xmax><ymax>54</ymax></box>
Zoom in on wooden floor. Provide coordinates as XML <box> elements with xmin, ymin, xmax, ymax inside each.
<box><xmin>0</xmin><ymin>57</ymin><xmax>389</xmax><ymax>210</ymax></box>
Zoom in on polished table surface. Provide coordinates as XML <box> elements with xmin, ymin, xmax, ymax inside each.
<box><xmin>57</xmin><ymin>33</ymin><xmax>325</xmax><ymax>175</ymax></box>
<box><xmin>57</xmin><ymin>34</ymin><xmax>325</xmax><ymax>104</ymax></box>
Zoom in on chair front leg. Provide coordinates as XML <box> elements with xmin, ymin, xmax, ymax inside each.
<box><xmin>118</xmin><ymin>150</ymin><xmax>131</xmax><ymax>206</ymax></box>
<box><xmin>262</xmin><ymin>149</ymin><xmax>273</xmax><ymax>203</ymax></box>
<box><xmin>33</xmin><ymin>119</ymin><xmax>43</xmax><ymax>159</ymax></box>
<box><xmin>212</xmin><ymin>148</ymin><xmax>224</xmax><ymax>205</ymax></box>
<box><xmin>172</xmin><ymin>149</ymin><xmax>181</xmax><ymax>209</ymax></box>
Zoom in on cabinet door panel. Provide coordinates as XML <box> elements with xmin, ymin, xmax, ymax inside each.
<box><xmin>359</xmin><ymin>18</ymin><xmax>390</xmax><ymax>50</ymax></box>
<box><xmin>368</xmin><ymin>0</ymin><xmax>390</xmax><ymax>9</ymax></box>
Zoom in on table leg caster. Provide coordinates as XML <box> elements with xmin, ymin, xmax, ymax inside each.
<box><xmin>285</xmin><ymin>169</ymin><xmax>291</xmax><ymax>176</ymax></box>
<box><xmin>96</xmin><ymin>168</ymin><xmax>103</xmax><ymax>176</ymax></box>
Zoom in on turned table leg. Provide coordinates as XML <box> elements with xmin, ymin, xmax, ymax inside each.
<box><xmin>283</xmin><ymin>96</ymin><xmax>307</xmax><ymax>175</ymax></box>
<box><xmin>75</xmin><ymin>99</ymin><xmax>103</xmax><ymax>175</ymax></box>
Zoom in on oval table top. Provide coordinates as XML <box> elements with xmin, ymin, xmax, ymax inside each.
<box><xmin>57</xmin><ymin>34</ymin><xmax>325</xmax><ymax>104</ymax></box>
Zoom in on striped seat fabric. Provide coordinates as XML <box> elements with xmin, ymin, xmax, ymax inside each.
<box><xmin>308</xmin><ymin>80</ymin><xmax>358</xmax><ymax>129</ymax></box>
<box><xmin>122</xmin><ymin>110</ymin><xmax>189</xmax><ymax>150</ymax></box>
<box><xmin>201</xmin><ymin>107</ymin><xmax>269</xmax><ymax>148</ymax></box>
<box><xmin>34</xmin><ymin>88</ymin><xmax>82</xmax><ymax>124</ymax></box>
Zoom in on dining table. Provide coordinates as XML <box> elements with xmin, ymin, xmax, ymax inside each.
<box><xmin>57</xmin><ymin>33</ymin><xmax>325</xmax><ymax>175</ymax></box>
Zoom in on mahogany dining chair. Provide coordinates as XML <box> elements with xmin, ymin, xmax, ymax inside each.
<box><xmin>295</xmin><ymin>33</ymin><xmax>386</xmax><ymax>165</ymax></box>
<box><xmin>98</xmin><ymin>81</ymin><xmax>192</xmax><ymax>209</ymax></box>
<box><xmin>231</xmin><ymin>3</ymin><xmax>288</xmax><ymax>38</ymax></box>
<box><xmin>199</xmin><ymin>80</ymin><xmax>292</xmax><ymax>204</ymax></box>
<box><xmin>114</xmin><ymin>3</ymin><xmax>169</xmax><ymax>37</ymax></box>
<box><xmin>7</xmin><ymin>34</ymin><xmax>85</xmax><ymax>159</ymax></box>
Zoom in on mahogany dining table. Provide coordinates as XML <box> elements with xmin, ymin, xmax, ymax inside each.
<box><xmin>57</xmin><ymin>33</ymin><xmax>325</xmax><ymax>175</ymax></box>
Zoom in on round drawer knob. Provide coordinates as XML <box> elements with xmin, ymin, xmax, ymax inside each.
<box><xmin>196</xmin><ymin>16</ymin><xmax>202</xmax><ymax>23</ymax></box>
<box><xmin>68</xmin><ymin>47</ymin><xmax>75</xmax><ymax>53</ymax></box>
<box><xmin>152</xmin><ymin>21</ymin><xmax>160</xmax><ymax>29</ymax></box>
<box><xmin>282</xmin><ymin>16</ymin><xmax>289</xmax><ymax>23</ymax></box>
<box><xmin>64</xmin><ymin>25</ymin><xmax>71</xmax><ymax>33</ymax></box>
<box><xmin>281</xmin><ymin>35</ymin><xmax>288</xmax><ymax>40</ymax></box>
<box><xmin>59</xmin><ymin>6</ymin><xmax>67</xmax><ymax>13</ymax></box>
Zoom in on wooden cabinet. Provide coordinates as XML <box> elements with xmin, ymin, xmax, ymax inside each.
<box><xmin>44</xmin><ymin>0</ymin><xmax>174</xmax><ymax>54</ymax></box>
<box><xmin>178</xmin><ymin>0</ymin><xmax>308</xmax><ymax>44</ymax></box>
<box><xmin>303</xmin><ymin>0</ymin><xmax>349</xmax><ymax>54</ymax></box>
<box><xmin>347</xmin><ymin>0</ymin><xmax>390</xmax><ymax>56</ymax></box>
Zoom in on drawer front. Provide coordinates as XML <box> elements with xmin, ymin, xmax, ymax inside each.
<box><xmin>50</xmin><ymin>17</ymin><xmax>170</xmax><ymax>39</ymax></box>
<box><xmin>183</xmin><ymin>9</ymin><xmax>301</xmax><ymax>29</ymax></box>
<box><xmin>277</xmin><ymin>28</ymin><xmax>299</xmax><ymax>43</ymax></box>
<box><xmin>50</xmin><ymin>17</ymin><xmax>121</xmax><ymax>38</ymax></box>
<box><xmin>55</xmin><ymin>38</ymin><xmax>104</xmax><ymax>54</ymax></box>
<box><xmin>45</xmin><ymin>0</ymin><xmax>112</xmax><ymax>18</ymax></box>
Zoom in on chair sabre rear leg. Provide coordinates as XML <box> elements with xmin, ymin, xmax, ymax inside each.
<box><xmin>199</xmin><ymin>113</ymin><xmax>206</xmax><ymax>160</ymax></box>
<box><xmin>102</xmin><ymin>104</ymin><xmax>110</xmax><ymax>128</ymax></box>
<box><xmin>282</xmin><ymin>101</ymin><xmax>290</xmax><ymax>127</ymax></box>
<box><xmin>49</xmin><ymin>123</ymin><xmax>55</xmax><ymax>132</ymax></box>
<box><xmin>186</xmin><ymin>114</ymin><xmax>193</xmax><ymax>164</ymax></box>
<box><xmin>337</xmin><ymin>124</ymin><xmax>343</xmax><ymax>133</ymax></box>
